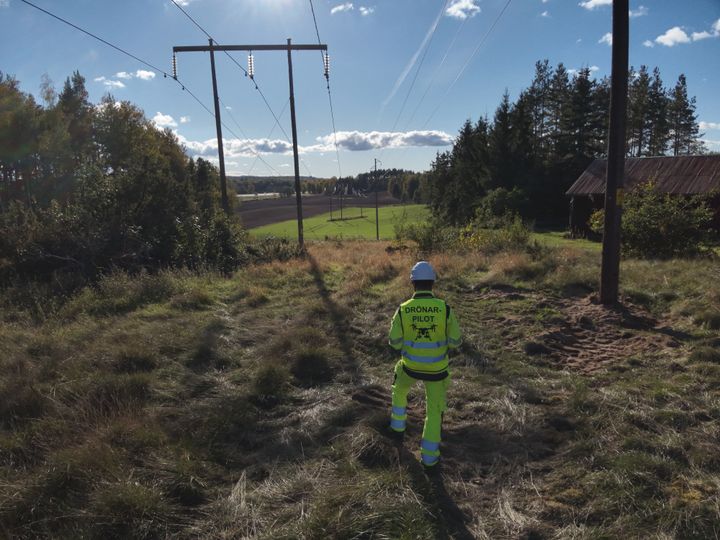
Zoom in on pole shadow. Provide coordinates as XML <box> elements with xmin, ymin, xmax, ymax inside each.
<box><xmin>306</xmin><ymin>253</ymin><xmax>360</xmax><ymax>377</ymax></box>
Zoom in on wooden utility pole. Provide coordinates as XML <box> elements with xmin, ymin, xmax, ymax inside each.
<box><xmin>600</xmin><ymin>0</ymin><xmax>629</xmax><ymax>306</ymax></box>
<box><xmin>173</xmin><ymin>40</ymin><xmax>328</xmax><ymax>247</ymax></box>
<box><xmin>207</xmin><ymin>39</ymin><xmax>229</xmax><ymax>214</ymax></box>
<box><xmin>286</xmin><ymin>38</ymin><xmax>304</xmax><ymax>247</ymax></box>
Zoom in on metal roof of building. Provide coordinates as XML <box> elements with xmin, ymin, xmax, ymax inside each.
<box><xmin>566</xmin><ymin>155</ymin><xmax>720</xmax><ymax>196</ymax></box>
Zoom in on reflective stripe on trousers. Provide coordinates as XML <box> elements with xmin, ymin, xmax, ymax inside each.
<box><xmin>420</xmin><ymin>439</ymin><xmax>441</xmax><ymax>465</ymax></box>
<box><xmin>390</xmin><ymin>405</ymin><xmax>407</xmax><ymax>432</ymax></box>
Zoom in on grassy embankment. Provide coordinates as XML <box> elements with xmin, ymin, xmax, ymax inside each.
<box><xmin>250</xmin><ymin>204</ymin><xmax>430</xmax><ymax>240</ymax></box>
<box><xmin>1</xmin><ymin>239</ymin><xmax>719</xmax><ymax>538</ymax></box>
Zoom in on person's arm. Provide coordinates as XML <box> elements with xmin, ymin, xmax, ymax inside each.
<box><xmin>447</xmin><ymin>306</ymin><xmax>462</xmax><ymax>349</ymax></box>
<box><xmin>389</xmin><ymin>307</ymin><xmax>404</xmax><ymax>350</ymax></box>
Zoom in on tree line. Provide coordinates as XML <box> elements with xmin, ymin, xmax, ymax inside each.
<box><xmin>0</xmin><ymin>71</ymin><xmax>255</xmax><ymax>286</ymax></box>
<box><xmin>411</xmin><ymin>60</ymin><xmax>705</xmax><ymax>226</ymax></box>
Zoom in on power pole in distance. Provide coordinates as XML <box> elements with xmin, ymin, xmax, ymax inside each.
<box><xmin>173</xmin><ymin>40</ymin><xmax>328</xmax><ymax>248</ymax></box>
<box><xmin>374</xmin><ymin>158</ymin><xmax>382</xmax><ymax>240</ymax></box>
<box><xmin>600</xmin><ymin>0</ymin><xmax>629</xmax><ymax>305</ymax></box>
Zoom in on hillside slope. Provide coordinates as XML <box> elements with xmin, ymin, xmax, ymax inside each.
<box><xmin>1</xmin><ymin>242</ymin><xmax>719</xmax><ymax>538</ymax></box>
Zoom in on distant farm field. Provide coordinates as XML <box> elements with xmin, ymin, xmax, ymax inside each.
<box><xmin>250</xmin><ymin>204</ymin><xmax>430</xmax><ymax>240</ymax></box>
<box><xmin>237</xmin><ymin>193</ymin><xmax>403</xmax><ymax>229</ymax></box>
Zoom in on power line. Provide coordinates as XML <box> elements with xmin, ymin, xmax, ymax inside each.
<box><xmin>18</xmin><ymin>0</ymin><xmax>280</xmax><ymax>179</ymax></box>
<box><xmin>404</xmin><ymin>15</ymin><xmax>468</xmax><ymax>130</ymax></box>
<box><xmin>422</xmin><ymin>0</ymin><xmax>514</xmax><ymax>129</ymax></box>
<box><xmin>308</xmin><ymin>0</ymin><xmax>343</xmax><ymax>179</ymax></box>
<box><xmin>389</xmin><ymin>0</ymin><xmax>450</xmax><ymax>133</ymax></box>
<box><xmin>169</xmin><ymin>0</ymin><xmax>313</xmax><ymax>177</ymax></box>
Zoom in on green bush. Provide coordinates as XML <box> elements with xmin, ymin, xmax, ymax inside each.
<box><xmin>474</xmin><ymin>187</ymin><xmax>529</xmax><ymax>228</ymax></box>
<box><xmin>458</xmin><ymin>214</ymin><xmax>533</xmax><ymax>254</ymax></box>
<box><xmin>589</xmin><ymin>183</ymin><xmax>717</xmax><ymax>259</ymax></box>
<box><xmin>394</xmin><ymin>217</ymin><xmax>457</xmax><ymax>253</ymax></box>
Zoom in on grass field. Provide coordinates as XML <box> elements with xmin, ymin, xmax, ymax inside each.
<box><xmin>250</xmin><ymin>204</ymin><xmax>430</xmax><ymax>239</ymax></box>
<box><xmin>2</xmin><ymin>240</ymin><xmax>719</xmax><ymax>538</ymax></box>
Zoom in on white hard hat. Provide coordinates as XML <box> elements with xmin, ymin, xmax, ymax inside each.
<box><xmin>410</xmin><ymin>261</ymin><xmax>436</xmax><ymax>282</ymax></box>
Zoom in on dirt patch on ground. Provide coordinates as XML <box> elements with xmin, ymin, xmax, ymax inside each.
<box><xmin>475</xmin><ymin>287</ymin><xmax>682</xmax><ymax>374</ymax></box>
<box><xmin>532</xmin><ymin>296</ymin><xmax>682</xmax><ymax>374</ymax></box>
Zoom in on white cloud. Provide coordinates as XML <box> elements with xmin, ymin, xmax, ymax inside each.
<box><xmin>316</xmin><ymin>130</ymin><xmax>454</xmax><ymax>152</ymax></box>
<box><xmin>153</xmin><ymin>112</ymin><xmax>178</xmax><ymax>129</ymax></box>
<box><xmin>655</xmin><ymin>26</ymin><xmax>691</xmax><ymax>47</ymax></box>
<box><xmin>96</xmin><ymin>78</ymin><xmax>125</xmax><ymax>89</ymax></box>
<box><xmin>135</xmin><ymin>70</ymin><xmax>156</xmax><ymax>80</ymax></box>
<box><xmin>446</xmin><ymin>0</ymin><xmax>480</xmax><ymax>19</ymax></box>
<box><xmin>225</xmin><ymin>106</ymin><xmax>232</xmax><ymax>111</ymax></box>
<box><xmin>691</xmin><ymin>18</ymin><xmax>720</xmax><ymax>41</ymax></box>
<box><xmin>176</xmin><ymin>130</ymin><xmax>454</xmax><ymax>159</ymax></box>
<box><xmin>692</xmin><ymin>31</ymin><xmax>713</xmax><ymax>41</ymax></box>
<box><xmin>116</xmin><ymin>71</ymin><xmax>133</xmax><ymax>79</ymax></box>
<box><xmin>180</xmin><ymin>116</ymin><xmax>191</xmax><ymax>124</ymax></box>
<box><xmin>643</xmin><ymin>39</ymin><xmax>655</xmax><ymax>48</ymax></box>
<box><xmin>330</xmin><ymin>2</ymin><xmax>353</xmax><ymax>14</ymax></box>
<box><xmin>579</xmin><ymin>0</ymin><xmax>611</xmax><ymax>10</ymax></box>
<box><xmin>702</xmin><ymin>139</ymin><xmax>720</xmax><ymax>151</ymax></box>
<box><xmin>542</xmin><ymin>0</ymin><xmax>549</xmax><ymax>3</ymax></box>
<box><xmin>629</xmin><ymin>5</ymin><xmax>648</xmax><ymax>18</ymax></box>
<box><xmin>359</xmin><ymin>6</ymin><xmax>374</xmax><ymax>16</ymax></box>
<box><xmin>567</xmin><ymin>66</ymin><xmax>599</xmax><ymax>76</ymax></box>
<box><xmin>541</xmin><ymin>10</ymin><xmax>550</xmax><ymax>17</ymax></box>
<box><xmin>0</xmin><ymin>0</ymin><xmax>8</xmax><ymax>7</ymax></box>
<box><xmin>700</xmin><ymin>121</ymin><xmax>720</xmax><ymax>130</ymax></box>
<box><xmin>599</xmin><ymin>32</ymin><xmax>612</xmax><ymax>46</ymax></box>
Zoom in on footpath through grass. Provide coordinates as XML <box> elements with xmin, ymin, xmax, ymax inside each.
<box><xmin>1</xmin><ymin>241</ymin><xmax>719</xmax><ymax>538</ymax></box>
<box><xmin>250</xmin><ymin>203</ymin><xmax>430</xmax><ymax>240</ymax></box>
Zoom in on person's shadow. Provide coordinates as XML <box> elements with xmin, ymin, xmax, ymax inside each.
<box><xmin>397</xmin><ymin>445</ymin><xmax>475</xmax><ymax>540</ymax></box>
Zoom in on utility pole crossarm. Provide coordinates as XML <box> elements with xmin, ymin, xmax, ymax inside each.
<box><xmin>173</xmin><ymin>44</ymin><xmax>327</xmax><ymax>53</ymax></box>
<box><xmin>172</xmin><ymin>38</ymin><xmax>330</xmax><ymax>248</ymax></box>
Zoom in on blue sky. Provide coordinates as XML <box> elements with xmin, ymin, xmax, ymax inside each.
<box><xmin>1</xmin><ymin>0</ymin><xmax>719</xmax><ymax>178</ymax></box>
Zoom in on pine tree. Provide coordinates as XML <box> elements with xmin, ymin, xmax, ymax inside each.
<box><xmin>547</xmin><ymin>63</ymin><xmax>571</xmax><ymax>162</ymax></box>
<box><xmin>489</xmin><ymin>91</ymin><xmax>514</xmax><ymax>189</ymax></box>
<box><xmin>646</xmin><ymin>67</ymin><xmax>670</xmax><ymax>156</ymax></box>
<box><xmin>668</xmin><ymin>74</ymin><xmax>700</xmax><ymax>156</ymax></box>
<box><xmin>627</xmin><ymin>65</ymin><xmax>650</xmax><ymax>156</ymax></box>
<box><xmin>527</xmin><ymin>60</ymin><xmax>552</xmax><ymax>160</ymax></box>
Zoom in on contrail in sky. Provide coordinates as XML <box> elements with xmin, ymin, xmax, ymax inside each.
<box><xmin>382</xmin><ymin>2</ymin><xmax>447</xmax><ymax>107</ymax></box>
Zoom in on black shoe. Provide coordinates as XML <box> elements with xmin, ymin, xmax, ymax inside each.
<box><xmin>422</xmin><ymin>459</ymin><xmax>441</xmax><ymax>474</ymax></box>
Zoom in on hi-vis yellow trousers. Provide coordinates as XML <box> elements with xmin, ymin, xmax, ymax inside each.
<box><xmin>390</xmin><ymin>360</ymin><xmax>450</xmax><ymax>466</ymax></box>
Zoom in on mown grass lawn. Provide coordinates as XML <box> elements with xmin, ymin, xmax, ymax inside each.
<box><xmin>250</xmin><ymin>203</ymin><xmax>430</xmax><ymax>240</ymax></box>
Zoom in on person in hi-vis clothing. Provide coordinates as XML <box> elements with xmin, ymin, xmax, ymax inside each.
<box><xmin>388</xmin><ymin>261</ymin><xmax>462</xmax><ymax>468</ymax></box>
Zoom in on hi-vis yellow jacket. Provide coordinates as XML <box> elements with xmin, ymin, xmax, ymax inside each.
<box><xmin>388</xmin><ymin>291</ymin><xmax>461</xmax><ymax>378</ymax></box>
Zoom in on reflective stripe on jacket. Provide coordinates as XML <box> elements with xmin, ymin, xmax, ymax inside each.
<box><xmin>388</xmin><ymin>291</ymin><xmax>462</xmax><ymax>374</ymax></box>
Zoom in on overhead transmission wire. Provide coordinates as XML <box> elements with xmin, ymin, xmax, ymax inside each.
<box><xmin>170</xmin><ymin>0</ymin><xmax>313</xmax><ymax>177</ymax></box>
<box><xmin>403</xmin><ymin>14</ymin><xmax>468</xmax><ymax>131</ymax></box>
<box><xmin>309</xmin><ymin>0</ymin><xmax>343</xmax><ymax>180</ymax></box>
<box><xmin>388</xmin><ymin>0</ymin><xmax>450</xmax><ymax>133</ymax></box>
<box><xmin>248</xmin><ymin>99</ymin><xmax>290</xmax><ymax>176</ymax></box>
<box><xmin>18</xmin><ymin>0</ymin><xmax>281</xmax><ymax>176</ymax></box>
<box><xmin>421</xmin><ymin>0</ymin><xmax>514</xmax><ymax>129</ymax></box>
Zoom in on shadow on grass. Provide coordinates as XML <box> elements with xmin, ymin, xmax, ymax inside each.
<box><xmin>306</xmin><ymin>254</ymin><xmax>360</xmax><ymax>377</ymax></box>
<box><xmin>398</xmin><ymin>445</ymin><xmax>475</xmax><ymax>540</ymax></box>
